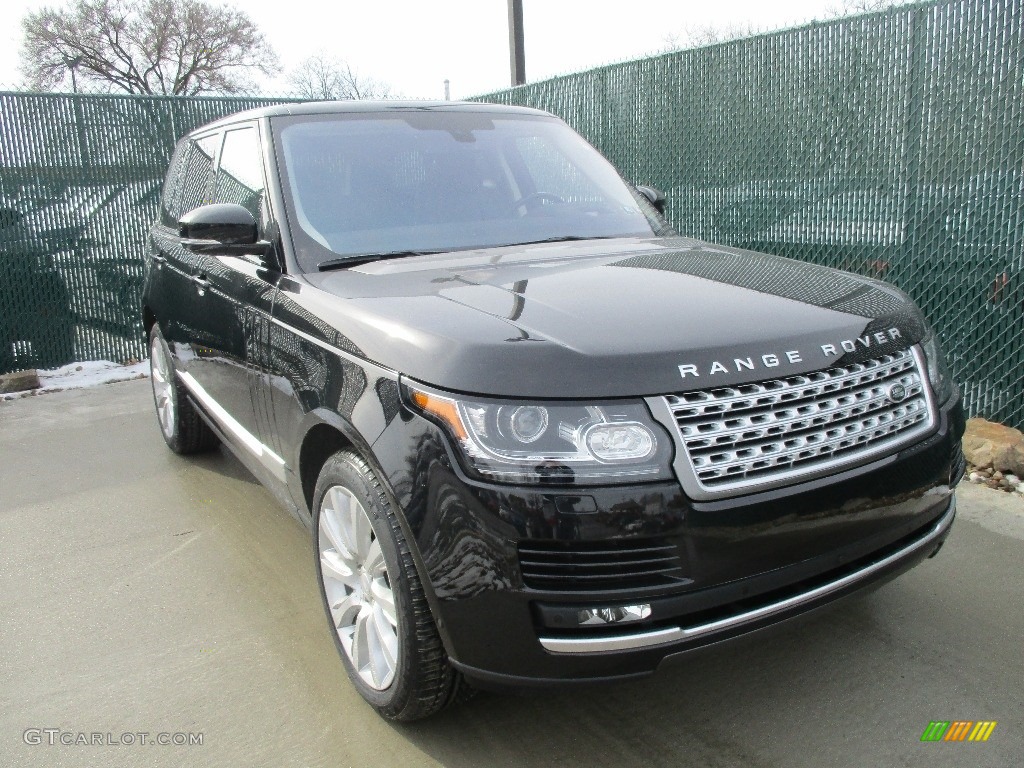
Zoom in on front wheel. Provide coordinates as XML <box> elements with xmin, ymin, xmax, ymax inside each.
<box><xmin>149</xmin><ymin>325</ymin><xmax>219</xmax><ymax>454</ymax></box>
<box><xmin>313</xmin><ymin>450</ymin><xmax>469</xmax><ymax>721</ymax></box>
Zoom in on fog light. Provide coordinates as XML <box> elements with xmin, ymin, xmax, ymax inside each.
<box><xmin>577</xmin><ymin>604</ymin><xmax>652</xmax><ymax>626</ymax></box>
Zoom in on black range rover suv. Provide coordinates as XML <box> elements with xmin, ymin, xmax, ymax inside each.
<box><xmin>143</xmin><ymin>101</ymin><xmax>964</xmax><ymax>721</ymax></box>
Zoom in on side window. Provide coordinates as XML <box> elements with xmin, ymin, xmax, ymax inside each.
<box><xmin>175</xmin><ymin>133</ymin><xmax>219</xmax><ymax>222</ymax></box>
<box><xmin>215</xmin><ymin>127</ymin><xmax>265</xmax><ymax>221</ymax></box>
<box><xmin>159</xmin><ymin>142</ymin><xmax>188</xmax><ymax>227</ymax></box>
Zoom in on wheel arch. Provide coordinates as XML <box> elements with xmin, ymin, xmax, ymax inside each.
<box><xmin>299</xmin><ymin>420</ymin><xmax>356</xmax><ymax>516</ymax></box>
<box><xmin>296</xmin><ymin>408</ymin><xmax>450</xmax><ymax>646</ymax></box>
<box><xmin>142</xmin><ymin>304</ymin><xmax>157</xmax><ymax>336</ymax></box>
<box><xmin>296</xmin><ymin>408</ymin><xmax>390</xmax><ymax>518</ymax></box>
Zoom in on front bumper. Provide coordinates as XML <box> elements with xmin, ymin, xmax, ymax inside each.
<box><xmin>372</xmin><ymin>393</ymin><xmax>964</xmax><ymax>686</ymax></box>
<box><xmin>536</xmin><ymin>496</ymin><xmax>954</xmax><ymax>656</ymax></box>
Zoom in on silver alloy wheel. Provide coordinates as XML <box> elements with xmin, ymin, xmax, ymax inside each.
<box><xmin>150</xmin><ymin>336</ymin><xmax>175</xmax><ymax>439</ymax></box>
<box><xmin>318</xmin><ymin>485</ymin><xmax>399</xmax><ymax>691</ymax></box>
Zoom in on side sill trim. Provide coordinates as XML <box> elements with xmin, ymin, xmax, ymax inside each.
<box><xmin>539</xmin><ymin>495</ymin><xmax>956</xmax><ymax>655</ymax></box>
<box><xmin>178</xmin><ymin>370</ymin><xmax>287</xmax><ymax>481</ymax></box>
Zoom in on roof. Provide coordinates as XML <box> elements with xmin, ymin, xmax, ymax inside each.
<box><xmin>193</xmin><ymin>100</ymin><xmax>553</xmax><ymax>134</ymax></box>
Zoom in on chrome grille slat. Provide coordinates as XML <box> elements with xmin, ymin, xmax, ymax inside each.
<box><xmin>683</xmin><ymin>375</ymin><xmax>922</xmax><ymax>446</ymax></box>
<box><xmin>663</xmin><ymin>347</ymin><xmax>936</xmax><ymax>497</ymax></box>
<box><xmin>671</xmin><ymin>354</ymin><xmax>915</xmax><ymax>419</ymax></box>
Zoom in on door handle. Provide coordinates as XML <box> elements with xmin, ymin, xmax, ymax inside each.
<box><xmin>192</xmin><ymin>274</ymin><xmax>210</xmax><ymax>295</ymax></box>
<box><xmin>151</xmin><ymin>254</ymin><xmax>166</xmax><ymax>268</ymax></box>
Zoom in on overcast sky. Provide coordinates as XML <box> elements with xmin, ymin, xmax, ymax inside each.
<box><xmin>3</xmin><ymin>0</ymin><xmax>861</xmax><ymax>99</ymax></box>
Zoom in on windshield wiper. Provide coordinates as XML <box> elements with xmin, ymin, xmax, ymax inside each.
<box><xmin>317</xmin><ymin>250</ymin><xmax>441</xmax><ymax>271</ymax></box>
<box><xmin>504</xmin><ymin>235</ymin><xmax>624</xmax><ymax>247</ymax></box>
<box><xmin>317</xmin><ymin>236</ymin><xmax>628</xmax><ymax>270</ymax></box>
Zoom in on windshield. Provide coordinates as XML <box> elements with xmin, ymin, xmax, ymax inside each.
<box><xmin>272</xmin><ymin>110</ymin><xmax>666</xmax><ymax>272</ymax></box>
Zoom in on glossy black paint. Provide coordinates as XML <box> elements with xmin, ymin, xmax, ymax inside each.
<box><xmin>366</xmin><ymin>388</ymin><xmax>961</xmax><ymax>682</ymax></box>
<box><xmin>141</xmin><ymin>102</ymin><xmax>965</xmax><ymax>688</ymax></box>
<box><xmin>300</xmin><ymin>238</ymin><xmax>926</xmax><ymax>398</ymax></box>
<box><xmin>636</xmin><ymin>185</ymin><xmax>667</xmax><ymax>214</ymax></box>
<box><xmin>179</xmin><ymin>203</ymin><xmax>258</xmax><ymax>245</ymax></box>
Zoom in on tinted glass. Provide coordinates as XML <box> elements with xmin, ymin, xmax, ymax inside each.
<box><xmin>177</xmin><ymin>134</ymin><xmax>219</xmax><ymax>220</ymax></box>
<box><xmin>215</xmin><ymin>126</ymin><xmax>265</xmax><ymax>220</ymax></box>
<box><xmin>273</xmin><ymin>112</ymin><xmax>665</xmax><ymax>272</ymax></box>
<box><xmin>159</xmin><ymin>142</ymin><xmax>189</xmax><ymax>227</ymax></box>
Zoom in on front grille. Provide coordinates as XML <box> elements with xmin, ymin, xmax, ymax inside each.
<box><xmin>664</xmin><ymin>347</ymin><xmax>935</xmax><ymax>498</ymax></box>
<box><xmin>518</xmin><ymin>539</ymin><xmax>686</xmax><ymax>592</ymax></box>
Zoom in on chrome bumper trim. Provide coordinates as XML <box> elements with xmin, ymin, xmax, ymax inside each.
<box><xmin>178</xmin><ymin>370</ymin><xmax>287</xmax><ymax>481</ymax></box>
<box><xmin>539</xmin><ymin>495</ymin><xmax>955</xmax><ymax>654</ymax></box>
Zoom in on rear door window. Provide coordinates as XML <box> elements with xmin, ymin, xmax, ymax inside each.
<box><xmin>214</xmin><ymin>126</ymin><xmax>266</xmax><ymax>222</ymax></box>
<box><xmin>165</xmin><ymin>133</ymin><xmax>219</xmax><ymax>225</ymax></box>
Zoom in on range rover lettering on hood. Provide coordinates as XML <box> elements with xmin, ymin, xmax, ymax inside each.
<box><xmin>678</xmin><ymin>327</ymin><xmax>903</xmax><ymax>379</ymax></box>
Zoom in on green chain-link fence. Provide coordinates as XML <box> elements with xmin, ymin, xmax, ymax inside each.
<box><xmin>0</xmin><ymin>91</ymin><xmax>298</xmax><ymax>375</ymax></box>
<box><xmin>1</xmin><ymin>0</ymin><xmax>1021</xmax><ymax>428</ymax></box>
<box><xmin>479</xmin><ymin>0</ymin><xmax>1023</xmax><ymax>428</ymax></box>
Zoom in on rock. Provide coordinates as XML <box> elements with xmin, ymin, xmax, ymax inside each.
<box><xmin>0</xmin><ymin>369</ymin><xmax>41</xmax><ymax>394</ymax></box>
<box><xmin>993</xmin><ymin>470</ymin><xmax>1004</xmax><ymax>480</ymax></box>
<box><xmin>1006</xmin><ymin>474</ymin><xmax>1021</xmax><ymax>486</ymax></box>
<box><xmin>969</xmin><ymin>472</ymin><xmax>983</xmax><ymax>483</ymax></box>
<box><xmin>962</xmin><ymin>418</ymin><xmax>1024</xmax><ymax>477</ymax></box>
<box><xmin>1017</xmin><ymin>483</ymin><xmax>1024</xmax><ymax>494</ymax></box>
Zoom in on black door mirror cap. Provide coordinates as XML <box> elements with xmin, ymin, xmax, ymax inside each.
<box><xmin>636</xmin><ymin>185</ymin><xmax>667</xmax><ymax>214</ymax></box>
<box><xmin>179</xmin><ymin>203</ymin><xmax>258</xmax><ymax>245</ymax></box>
<box><xmin>178</xmin><ymin>203</ymin><xmax>281</xmax><ymax>270</ymax></box>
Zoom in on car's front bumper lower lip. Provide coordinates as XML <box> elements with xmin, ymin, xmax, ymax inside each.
<box><xmin>447</xmin><ymin>493</ymin><xmax>955</xmax><ymax>689</ymax></box>
<box><xmin>369</xmin><ymin>389</ymin><xmax>964</xmax><ymax>687</ymax></box>
<box><xmin>538</xmin><ymin>494</ymin><xmax>955</xmax><ymax>654</ymax></box>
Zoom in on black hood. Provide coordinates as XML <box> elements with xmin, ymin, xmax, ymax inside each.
<box><xmin>295</xmin><ymin>237</ymin><xmax>927</xmax><ymax>399</ymax></box>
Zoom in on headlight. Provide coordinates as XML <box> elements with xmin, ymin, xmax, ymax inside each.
<box><xmin>404</xmin><ymin>382</ymin><xmax>674</xmax><ymax>485</ymax></box>
<box><xmin>920</xmin><ymin>332</ymin><xmax>954</xmax><ymax>403</ymax></box>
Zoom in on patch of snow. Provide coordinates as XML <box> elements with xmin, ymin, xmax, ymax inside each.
<box><xmin>1</xmin><ymin>360</ymin><xmax>149</xmax><ymax>401</ymax></box>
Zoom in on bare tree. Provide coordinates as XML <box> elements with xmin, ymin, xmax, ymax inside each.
<box><xmin>826</xmin><ymin>0</ymin><xmax>905</xmax><ymax>16</ymax></box>
<box><xmin>285</xmin><ymin>54</ymin><xmax>395</xmax><ymax>100</ymax></box>
<box><xmin>662</xmin><ymin>23</ymin><xmax>762</xmax><ymax>52</ymax></box>
<box><xmin>21</xmin><ymin>0</ymin><xmax>280</xmax><ymax>94</ymax></box>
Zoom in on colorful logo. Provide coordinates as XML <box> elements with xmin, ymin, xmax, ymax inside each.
<box><xmin>921</xmin><ymin>721</ymin><xmax>997</xmax><ymax>742</ymax></box>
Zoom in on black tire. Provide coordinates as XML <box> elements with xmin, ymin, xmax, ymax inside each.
<box><xmin>312</xmin><ymin>450</ymin><xmax>470</xmax><ymax>721</ymax></box>
<box><xmin>149</xmin><ymin>325</ymin><xmax>219</xmax><ymax>454</ymax></box>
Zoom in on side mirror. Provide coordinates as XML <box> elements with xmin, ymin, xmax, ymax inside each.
<box><xmin>636</xmin><ymin>185</ymin><xmax>667</xmax><ymax>215</ymax></box>
<box><xmin>178</xmin><ymin>203</ymin><xmax>279</xmax><ymax>270</ymax></box>
<box><xmin>179</xmin><ymin>203</ymin><xmax>258</xmax><ymax>246</ymax></box>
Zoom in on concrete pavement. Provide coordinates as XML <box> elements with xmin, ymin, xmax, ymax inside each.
<box><xmin>2</xmin><ymin>379</ymin><xmax>1022</xmax><ymax>767</ymax></box>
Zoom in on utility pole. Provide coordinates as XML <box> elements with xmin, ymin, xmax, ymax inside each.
<box><xmin>507</xmin><ymin>0</ymin><xmax>525</xmax><ymax>86</ymax></box>
<box><xmin>444</xmin><ymin>79</ymin><xmax>450</xmax><ymax>100</ymax></box>
<box><xmin>65</xmin><ymin>55</ymin><xmax>89</xmax><ymax>165</ymax></box>
<box><xmin>65</xmin><ymin>55</ymin><xmax>82</xmax><ymax>93</ymax></box>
